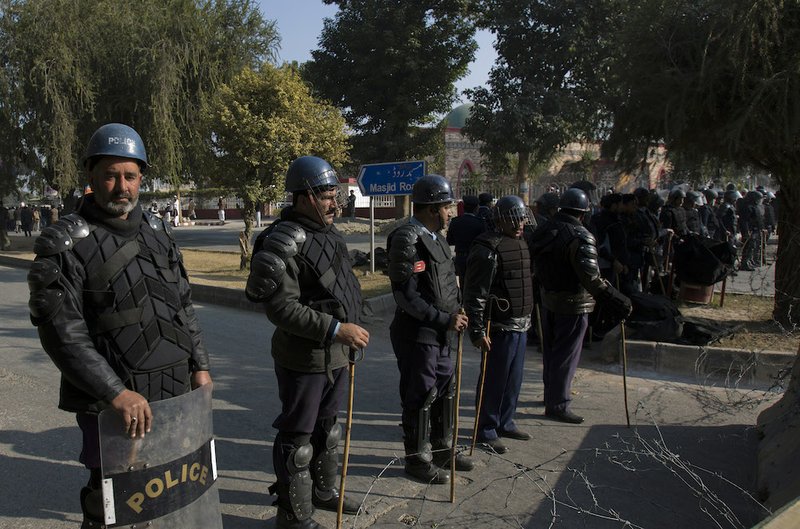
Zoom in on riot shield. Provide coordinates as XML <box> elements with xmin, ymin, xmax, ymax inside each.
<box><xmin>98</xmin><ymin>384</ymin><xmax>222</xmax><ymax>528</ymax></box>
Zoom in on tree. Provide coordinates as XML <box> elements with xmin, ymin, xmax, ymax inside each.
<box><xmin>462</xmin><ymin>0</ymin><xmax>617</xmax><ymax>200</ymax></box>
<box><xmin>303</xmin><ymin>0</ymin><xmax>476</xmax><ymax>215</ymax></box>
<box><xmin>0</xmin><ymin>0</ymin><xmax>277</xmax><ymax>202</ymax></box>
<box><xmin>601</xmin><ymin>0</ymin><xmax>800</xmax><ymax>327</ymax></box>
<box><xmin>203</xmin><ymin>65</ymin><xmax>350</xmax><ymax>264</ymax></box>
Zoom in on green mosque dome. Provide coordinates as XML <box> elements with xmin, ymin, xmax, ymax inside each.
<box><xmin>445</xmin><ymin>103</ymin><xmax>473</xmax><ymax>129</ymax></box>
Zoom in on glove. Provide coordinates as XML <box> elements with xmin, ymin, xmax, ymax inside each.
<box><xmin>599</xmin><ymin>285</ymin><xmax>632</xmax><ymax>321</ymax></box>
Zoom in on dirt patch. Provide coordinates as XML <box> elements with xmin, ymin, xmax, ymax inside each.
<box><xmin>182</xmin><ymin>249</ymin><xmax>392</xmax><ymax>298</ymax></box>
<box><xmin>4</xmin><ymin>238</ymin><xmax>793</xmax><ymax>352</ymax></box>
<box><xmin>680</xmin><ymin>294</ymin><xmax>797</xmax><ymax>353</ymax></box>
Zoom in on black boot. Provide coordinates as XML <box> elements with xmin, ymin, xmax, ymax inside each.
<box><xmin>431</xmin><ymin>376</ymin><xmax>474</xmax><ymax>472</ymax></box>
<box><xmin>275</xmin><ymin>506</ymin><xmax>326</xmax><ymax>529</ymax></box>
<box><xmin>309</xmin><ymin>419</ymin><xmax>361</xmax><ymax>515</ymax></box>
<box><xmin>403</xmin><ymin>388</ymin><xmax>449</xmax><ymax>484</ymax></box>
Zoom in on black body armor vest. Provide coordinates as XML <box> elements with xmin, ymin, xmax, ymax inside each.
<box><xmin>415</xmin><ymin>233</ymin><xmax>461</xmax><ymax>315</ymax></box>
<box><xmin>296</xmin><ymin>224</ymin><xmax>363</xmax><ymax>324</ymax></box>
<box><xmin>475</xmin><ymin>233</ymin><xmax>533</xmax><ymax>318</ymax></box>
<box><xmin>71</xmin><ymin>213</ymin><xmax>193</xmax><ymax>400</ymax></box>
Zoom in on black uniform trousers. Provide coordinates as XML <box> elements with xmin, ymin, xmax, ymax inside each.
<box><xmin>390</xmin><ymin>327</ymin><xmax>453</xmax><ymax>427</ymax></box>
<box><xmin>541</xmin><ymin>309</ymin><xmax>589</xmax><ymax>414</ymax></box>
<box><xmin>272</xmin><ymin>364</ymin><xmax>347</xmax><ymax>482</ymax></box>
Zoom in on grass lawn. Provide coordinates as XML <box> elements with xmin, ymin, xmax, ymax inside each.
<box><xmin>182</xmin><ymin>249</ymin><xmax>392</xmax><ymax>298</ymax></box>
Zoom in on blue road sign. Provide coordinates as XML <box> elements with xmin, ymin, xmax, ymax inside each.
<box><xmin>357</xmin><ymin>161</ymin><xmax>426</xmax><ymax>196</ymax></box>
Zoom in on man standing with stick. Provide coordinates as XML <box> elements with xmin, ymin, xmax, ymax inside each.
<box><xmin>387</xmin><ymin>175</ymin><xmax>472</xmax><ymax>484</ymax></box>
<box><xmin>246</xmin><ymin>156</ymin><xmax>369</xmax><ymax>529</ymax></box>
<box><xmin>529</xmin><ymin>189</ymin><xmax>631</xmax><ymax>424</ymax></box>
<box><xmin>463</xmin><ymin>196</ymin><xmax>534</xmax><ymax>454</ymax></box>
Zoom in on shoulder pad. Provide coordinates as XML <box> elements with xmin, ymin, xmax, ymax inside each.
<box><xmin>27</xmin><ymin>259</ymin><xmax>62</xmax><ymax>290</ymax></box>
<box><xmin>34</xmin><ymin>224</ymin><xmax>73</xmax><ymax>257</ymax></box>
<box><xmin>33</xmin><ymin>213</ymin><xmax>92</xmax><ymax>257</ymax></box>
<box><xmin>263</xmin><ymin>221</ymin><xmax>306</xmax><ymax>261</ymax></box>
<box><xmin>389</xmin><ymin>224</ymin><xmax>420</xmax><ymax>258</ymax></box>
<box><xmin>144</xmin><ymin>211</ymin><xmax>162</xmax><ymax>231</ymax></box>
<box><xmin>474</xmin><ymin>232</ymin><xmax>503</xmax><ymax>250</ymax></box>
<box><xmin>245</xmin><ymin>251</ymin><xmax>287</xmax><ymax>302</ymax></box>
<box><xmin>60</xmin><ymin>213</ymin><xmax>91</xmax><ymax>240</ymax></box>
<box><xmin>574</xmin><ymin>225</ymin><xmax>596</xmax><ymax>246</ymax></box>
<box><xmin>144</xmin><ymin>210</ymin><xmax>174</xmax><ymax>237</ymax></box>
<box><xmin>387</xmin><ymin>224</ymin><xmax>421</xmax><ymax>283</ymax></box>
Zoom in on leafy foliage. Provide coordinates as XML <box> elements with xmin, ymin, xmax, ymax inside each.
<box><xmin>303</xmin><ymin>0</ymin><xmax>477</xmax><ymax>164</ymax></box>
<box><xmin>0</xmin><ymin>0</ymin><xmax>277</xmax><ymax>196</ymax></box>
<box><xmin>203</xmin><ymin>64</ymin><xmax>350</xmax><ymax>251</ymax></box>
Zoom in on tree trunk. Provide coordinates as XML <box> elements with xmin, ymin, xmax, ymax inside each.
<box><xmin>516</xmin><ymin>151</ymin><xmax>530</xmax><ymax>204</ymax></box>
<box><xmin>773</xmin><ymin>180</ymin><xmax>800</xmax><ymax>329</ymax></box>
<box><xmin>240</xmin><ymin>197</ymin><xmax>255</xmax><ymax>271</ymax></box>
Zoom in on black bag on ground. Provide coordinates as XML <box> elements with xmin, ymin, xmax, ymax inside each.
<box><xmin>674</xmin><ymin>235</ymin><xmax>736</xmax><ymax>286</ymax></box>
<box><xmin>626</xmin><ymin>292</ymin><xmax>684</xmax><ymax>342</ymax></box>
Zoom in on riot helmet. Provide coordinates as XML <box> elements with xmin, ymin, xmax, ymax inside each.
<box><xmin>559</xmin><ymin>188</ymin><xmax>590</xmax><ymax>213</ymax></box>
<box><xmin>493</xmin><ymin>195</ymin><xmax>530</xmax><ymax>227</ymax></box>
<box><xmin>685</xmin><ymin>191</ymin><xmax>703</xmax><ymax>206</ymax></box>
<box><xmin>285</xmin><ymin>156</ymin><xmax>340</xmax><ymax>193</ymax></box>
<box><xmin>724</xmin><ymin>190</ymin><xmax>742</xmax><ymax>203</ymax></box>
<box><xmin>701</xmin><ymin>189</ymin><xmax>717</xmax><ymax>204</ymax></box>
<box><xmin>412</xmin><ymin>175</ymin><xmax>454</xmax><ymax>204</ymax></box>
<box><xmin>83</xmin><ymin>123</ymin><xmax>149</xmax><ymax>170</ymax></box>
<box><xmin>668</xmin><ymin>188</ymin><xmax>687</xmax><ymax>203</ymax></box>
<box><xmin>536</xmin><ymin>193</ymin><xmax>559</xmax><ymax>211</ymax></box>
<box><xmin>746</xmin><ymin>190</ymin><xmax>763</xmax><ymax>204</ymax></box>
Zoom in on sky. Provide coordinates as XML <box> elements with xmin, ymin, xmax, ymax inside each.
<box><xmin>257</xmin><ymin>0</ymin><xmax>497</xmax><ymax>104</ymax></box>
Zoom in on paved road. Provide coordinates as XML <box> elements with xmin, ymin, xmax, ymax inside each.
<box><xmin>171</xmin><ymin>219</ymin><xmax>388</xmax><ymax>255</ymax></box>
<box><xmin>0</xmin><ymin>264</ymin><xmax>781</xmax><ymax>528</ymax></box>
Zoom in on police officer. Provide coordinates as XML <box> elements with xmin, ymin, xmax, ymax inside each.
<box><xmin>683</xmin><ymin>191</ymin><xmax>705</xmax><ymax>236</ymax></box>
<box><xmin>446</xmin><ymin>195</ymin><xmax>487</xmax><ymax>286</ymax></box>
<box><xmin>27</xmin><ymin>123</ymin><xmax>212</xmax><ymax>528</ymax></box>
<box><xmin>528</xmin><ymin>189</ymin><xmax>631</xmax><ymax>424</ymax></box>
<box><xmin>739</xmin><ymin>190</ymin><xmax>766</xmax><ymax>271</ymax></box>
<box><xmin>463</xmin><ymin>196</ymin><xmax>534</xmax><ymax>454</ymax></box>
<box><xmin>533</xmin><ymin>192</ymin><xmax>560</xmax><ymax>225</ymax></box>
<box><xmin>718</xmin><ymin>190</ymin><xmax>740</xmax><ymax>245</ymax></box>
<box><xmin>700</xmin><ymin>189</ymin><xmax>724</xmax><ymax>241</ymax></box>
<box><xmin>477</xmin><ymin>192</ymin><xmax>495</xmax><ymax>230</ymax></box>
<box><xmin>660</xmin><ymin>188</ymin><xmax>689</xmax><ymax>238</ymax></box>
<box><xmin>387</xmin><ymin>175</ymin><xmax>472</xmax><ymax>484</ymax></box>
<box><xmin>245</xmin><ymin>156</ymin><xmax>369</xmax><ymax>529</ymax></box>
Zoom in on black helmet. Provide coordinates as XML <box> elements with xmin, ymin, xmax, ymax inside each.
<box><xmin>701</xmin><ymin>189</ymin><xmax>717</xmax><ymax>203</ymax></box>
<box><xmin>746</xmin><ymin>190</ymin><xmax>763</xmax><ymax>204</ymax></box>
<box><xmin>724</xmin><ymin>190</ymin><xmax>742</xmax><ymax>202</ymax></box>
<box><xmin>668</xmin><ymin>188</ymin><xmax>686</xmax><ymax>202</ymax></box>
<box><xmin>285</xmin><ymin>156</ymin><xmax>339</xmax><ymax>193</ymax></box>
<box><xmin>535</xmin><ymin>192</ymin><xmax>560</xmax><ymax>210</ymax></box>
<box><xmin>478</xmin><ymin>192</ymin><xmax>494</xmax><ymax>206</ymax></box>
<box><xmin>633</xmin><ymin>187</ymin><xmax>650</xmax><ymax>199</ymax></box>
<box><xmin>493</xmin><ymin>195</ymin><xmax>530</xmax><ymax>226</ymax></box>
<box><xmin>462</xmin><ymin>195</ymin><xmax>479</xmax><ymax>209</ymax></box>
<box><xmin>726</xmin><ymin>183</ymin><xmax>737</xmax><ymax>191</ymax></box>
<box><xmin>83</xmin><ymin>123</ymin><xmax>148</xmax><ymax>169</ymax></box>
<box><xmin>412</xmin><ymin>175</ymin><xmax>453</xmax><ymax>204</ymax></box>
<box><xmin>685</xmin><ymin>190</ymin><xmax>703</xmax><ymax>206</ymax></box>
<box><xmin>559</xmin><ymin>188</ymin><xmax>590</xmax><ymax>212</ymax></box>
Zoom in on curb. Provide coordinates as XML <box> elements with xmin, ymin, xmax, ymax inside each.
<box><xmin>591</xmin><ymin>328</ymin><xmax>793</xmax><ymax>387</ymax></box>
<box><xmin>4</xmin><ymin>252</ymin><xmax>789</xmax><ymax>386</ymax></box>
